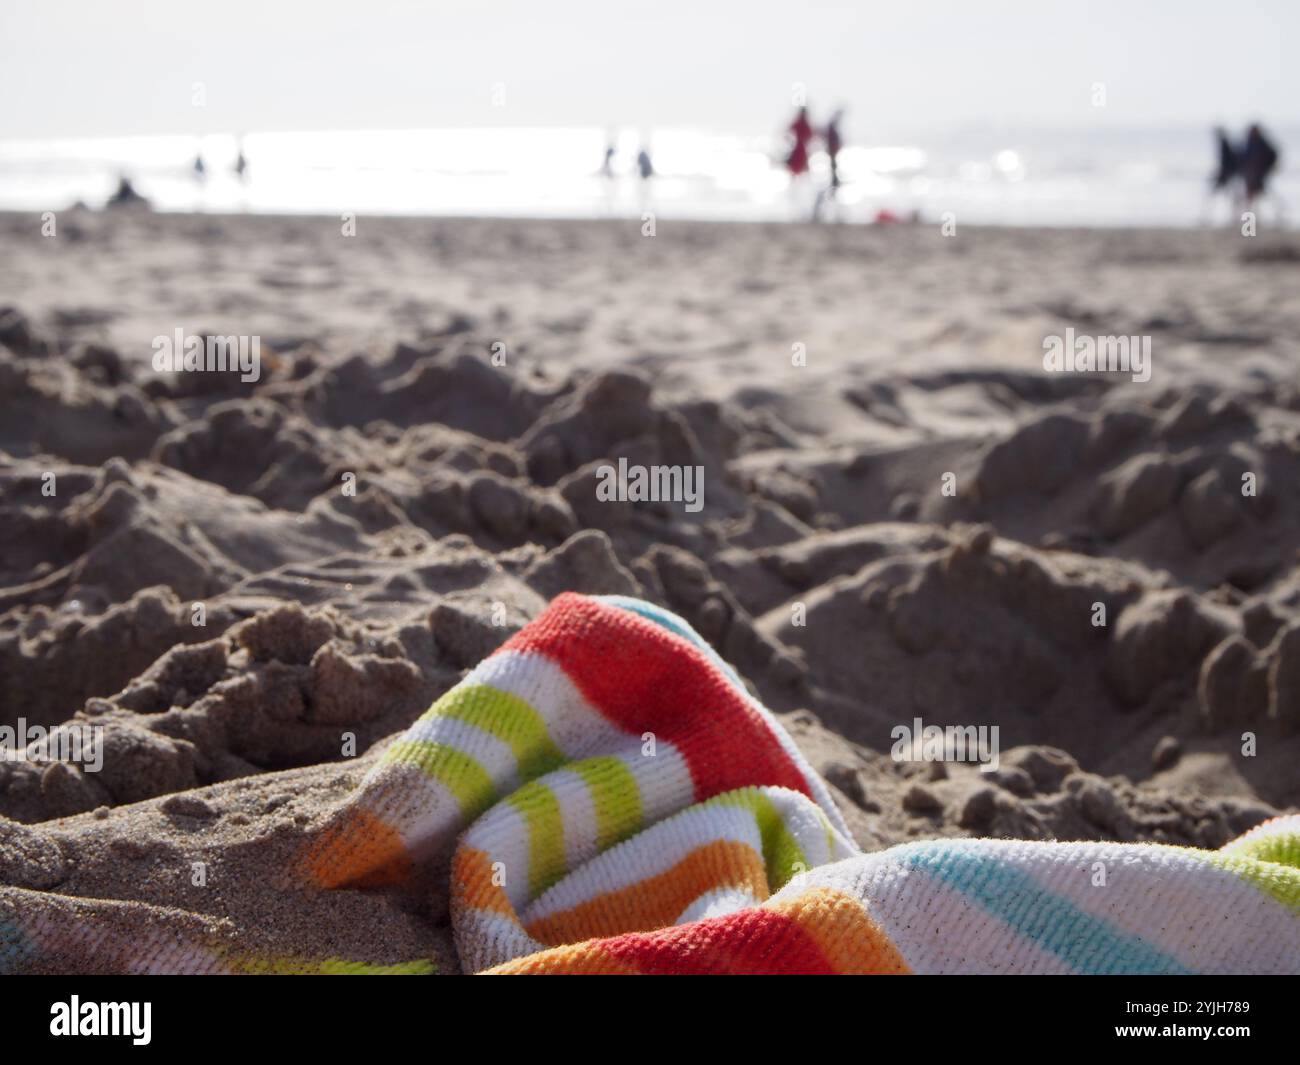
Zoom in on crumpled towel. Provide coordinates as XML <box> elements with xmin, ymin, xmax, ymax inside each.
<box><xmin>305</xmin><ymin>592</ymin><xmax>1300</xmax><ymax>974</ymax></box>
<box><xmin>4</xmin><ymin>593</ymin><xmax>1298</xmax><ymax>973</ymax></box>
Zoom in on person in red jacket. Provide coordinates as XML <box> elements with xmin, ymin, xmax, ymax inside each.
<box><xmin>785</xmin><ymin>106</ymin><xmax>814</xmax><ymax>178</ymax></box>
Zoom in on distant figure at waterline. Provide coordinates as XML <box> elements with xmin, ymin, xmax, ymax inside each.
<box><xmin>784</xmin><ymin>105</ymin><xmax>814</xmax><ymax>179</ymax></box>
<box><xmin>1210</xmin><ymin>126</ymin><xmax>1238</xmax><ymax>197</ymax></box>
<box><xmin>1240</xmin><ymin>124</ymin><xmax>1280</xmax><ymax>208</ymax></box>
<box><xmin>814</xmin><ymin>107</ymin><xmax>846</xmax><ymax>222</ymax></box>
<box><xmin>105</xmin><ymin>174</ymin><xmax>150</xmax><ymax>210</ymax></box>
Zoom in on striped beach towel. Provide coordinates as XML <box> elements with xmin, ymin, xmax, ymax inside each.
<box><xmin>3</xmin><ymin>593</ymin><xmax>1298</xmax><ymax>973</ymax></box>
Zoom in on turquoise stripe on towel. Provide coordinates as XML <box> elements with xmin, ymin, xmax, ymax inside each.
<box><xmin>898</xmin><ymin>842</ymin><xmax>1194</xmax><ymax>975</ymax></box>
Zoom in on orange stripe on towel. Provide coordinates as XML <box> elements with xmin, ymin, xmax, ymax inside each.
<box><xmin>297</xmin><ymin>809</ymin><xmax>412</xmax><ymax>889</ymax></box>
<box><xmin>524</xmin><ymin>838</ymin><xmax>769</xmax><ymax>945</ymax></box>
<box><xmin>767</xmin><ymin>887</ymin><xmax>912</xmax><ymax>974</ymax></box>
<box><xmin>452</xmin><ymin>846</ymin><xmax>515</xmax><ymax>917</ymax></box>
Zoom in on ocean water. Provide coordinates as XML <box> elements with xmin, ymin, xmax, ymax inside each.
<box><xmin>0</xmin><ymin>124</ymin><xmax>1293</xmax><ymax>227</ymax></box>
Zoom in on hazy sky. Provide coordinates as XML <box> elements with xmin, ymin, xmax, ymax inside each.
<box><xmin>2</xmin><ymin>0</ymin><xmax>1296</xmax><ymax>140</ymax></box>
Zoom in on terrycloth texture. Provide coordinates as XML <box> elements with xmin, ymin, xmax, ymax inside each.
<box><xmin>3</xmin><ymin>593</ymin><xmax>1299</xmax><ymax>974</ymax></box>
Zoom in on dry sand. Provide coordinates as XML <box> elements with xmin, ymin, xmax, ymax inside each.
<box><xmin>2</xmin><ymin>209</ymin><xmax>1300</xmax><ymax>971</ymax></box>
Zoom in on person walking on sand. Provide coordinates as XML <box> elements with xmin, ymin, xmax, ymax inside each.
<box><xmin>1239</xmin><ymin>123</ymin><xmax>1280</xmax><ymax>210</ymax></box>
<box><xmin>635</xmin><ymin>142</ymin><xmax>654</xmax><ymax>214</ymax></box>
<box><xmin>814</xmin><ymin>108</ymin><xmax>846</xmax><ymax>221</ymax></box>
<box><xmin>1210</xmin><ymin>127</ymin><xmax>1238</xmax><ymax>197</ymax></box>
<box><xmin>785</xmin><ymin>105</ymin><xmax>814</xmax><ymax>180</ymax></box>
<box><xmin>1203</xmin><ymin>126</ymin><xmax>1241</xmax><ymax>224</ymax></box>
<box><xmin>825</xmin><ymin>109</ymin><xmax>844</xmax><ymax>189</ymax></box>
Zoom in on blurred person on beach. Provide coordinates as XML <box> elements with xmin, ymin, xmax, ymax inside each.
<box><xmin>1203</xmin><ymin>126</ymin><xmax>1241</xmax><ymax>223</ymax></box>
<box><xmin>1240</xmin><ymin>123</ymin><xmax>1280</xmax><ymax>209</ymax></box>
<box><xmin>598</xmin><ymin>136</ymin><xmax>619</xmax><ymax>214</ymax></box>
<box><xmin>233</xmin><ymin>138</ymin><xmax>250</xmax><ymax>212</ymax></box>
<box><xmin>105</xmin><ymin>174</ymin><xmax>149</xmax><ymax>210</ymax></box>
<box><xmin>636</xmin><ymin>142</ymin><xmax>654</xmax><ymax>213</ymax></box>
<box><xmin>814</xmin><ymin>108</ymin><xmax>846</xmax><ymax>222</ymax></box>
<box><xmin>1210</xmin><ymin>126</ymin><xmax>1239</xmax><ymax>196</ymax></box>
<box><xmin>191</xmin><ymin>144</ymin><xmax>209</xmax><ymax>211</ymax></box>
<box><xmin>783</xmin><ymin>104</ymin><xmax>816</xmax><ymax>220</ymax></box>
<box><xmin>824</xmin><ymin>109</ymin><xmax>844</xmax><ymax>190</ymax></box>
<box><xmin>784</xmin><ymin>105</ymin><xmax>814</xmax><ymax>180</ymax></box>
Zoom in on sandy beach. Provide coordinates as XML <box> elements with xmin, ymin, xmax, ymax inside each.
<box><xmin>2</xmin><ymin>208</ymin><xmax>1300</xmax><ymax>972</ymax></box>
